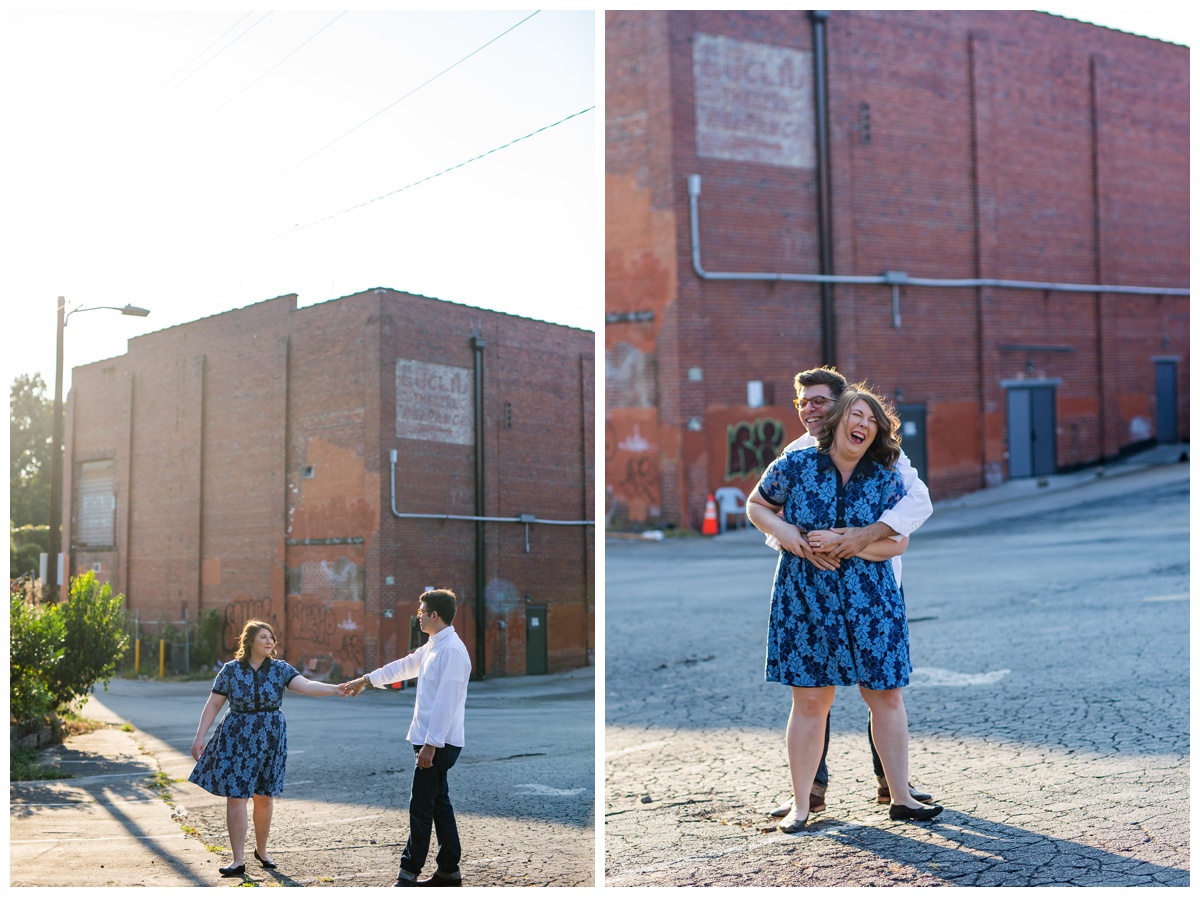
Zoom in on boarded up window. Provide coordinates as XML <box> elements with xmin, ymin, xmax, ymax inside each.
<box><xmin>396</xmin><ymin>359</ymin><xmax>473</xmax><ymax>445</ymax></box>
<box><xmin>76</xmin><ymin>459</ymin><xmax>115</xmax><ymax>547</ymax></box>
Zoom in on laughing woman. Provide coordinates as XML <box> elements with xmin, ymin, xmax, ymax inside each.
<box><xmin>189</xmin><ymin>620</ymin><xmax>341</xmax><ymax>877</ymax></box>
<box><xmin>747</xmin><ymin>386</ymin><xmax>943</xmax><ymax>834</ymax></box>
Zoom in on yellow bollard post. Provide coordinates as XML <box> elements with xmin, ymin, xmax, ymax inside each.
<box><xmin>159</xmin><ymin>640</ymin><xmax>166</xmax><ymax>678</ymax></box>
<box><xmin>135</xmin><ymin>639</ymin><xmax>141</xmax><ymax>676</ymax></box>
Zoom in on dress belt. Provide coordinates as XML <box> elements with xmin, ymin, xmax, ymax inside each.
<box><xmin>229</xmin><ymin>708</ymin><xmax>279</xmax><ymax>714</ymax></box>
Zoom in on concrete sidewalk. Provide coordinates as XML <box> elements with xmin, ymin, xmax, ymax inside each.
<box><xmin>9</xmin><ymin>667</ymin><xmax>595</xmax><ymax>887</ymax></box>
<box><xmin>9</xmin><ymin>696</ymin><xmax>220</xmax><ymax>886</ymax></box>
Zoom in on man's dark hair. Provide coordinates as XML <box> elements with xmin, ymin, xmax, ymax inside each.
<box><xmin>793</xmin><ymin>366</ymin><xmax>848</xmax><ymax>399</ymax></box>
<box><xmin>421</xmin><ymin>589</ymin><xmax>457</xmax><ymax>624</ymax></box>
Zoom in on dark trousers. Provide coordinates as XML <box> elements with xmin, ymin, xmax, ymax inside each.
<box><xmin>814</xmin><ymin>712</ymin><xmax>884</xmax><ymax>788</ymax></box>
<box><xmin>399</xmin><ymin>743</ymin><xmax>462</xmax><ymax>877</ymax></box>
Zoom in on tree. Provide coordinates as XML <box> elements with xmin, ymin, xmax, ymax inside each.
<box><xmin>11</xmin><ymin>373</ymin><xmax>52</xmax><ymax>528</ymax></box>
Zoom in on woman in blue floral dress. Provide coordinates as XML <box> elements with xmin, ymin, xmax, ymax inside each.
<box><xmin>748</xmin><ymin>386</ymin><xmax>943</xmax><ymax>832</ymax></box>
<box><xmin>189</xmin><ymin>620</ymin><xmax>341</xmax><ymax>876</ymax></box>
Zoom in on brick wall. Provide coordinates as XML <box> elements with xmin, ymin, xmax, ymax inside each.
<box><xmin>605</xmin><ymin>10</ymin><xmax>1189</xmax><ymax>527</ymax></box>
<box><xmin>65</xmin><ymin>290</ymin><xmax>595</xmax><ymax>678</ymax></box>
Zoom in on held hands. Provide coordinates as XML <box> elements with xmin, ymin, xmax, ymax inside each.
<box><xmin>337</xmin><ymin>677</ymin><xmax>368</xmax><ymax>697</ymax></box>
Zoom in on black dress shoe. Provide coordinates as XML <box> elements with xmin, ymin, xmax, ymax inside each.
<box><xmin>219</xmin><ymin>863</ymin><xmax>246</xmax><ymax>876</ymax></box>
<box><xmin>418</xmin><ymin>870</ymin><xmax>463</xmax><ymax>886</ymax></box>
<box><xmin>888</xmin><ymin>803</ymin><xmax>943</xmax><ymax>822</ymax></box>
<box><xmin>254</xmin><ymin>849</ymin><xmax>278</xmax><ymax>869</ymax></box>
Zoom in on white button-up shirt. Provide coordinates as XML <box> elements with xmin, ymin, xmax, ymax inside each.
<box><xmin>365</xmin><ymin>625</ymin><xmax>471</xmax><ymax>748</ymax></box>
<box><xmin>763</xmin><ymin>433</ymin><xmax>933</xmax><ymax>586</ymax></box>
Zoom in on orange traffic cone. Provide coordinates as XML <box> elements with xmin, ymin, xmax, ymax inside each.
<box><xmin>701</xmin><ymin>493</ymin><xmax>719</xmax><ymax>536</ymax></box>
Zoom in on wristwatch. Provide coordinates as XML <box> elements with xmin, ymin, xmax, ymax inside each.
<box><xmin>360</xmin><ymin>674</ymin><xmax>371</xmax><ymax>688</ymax></box>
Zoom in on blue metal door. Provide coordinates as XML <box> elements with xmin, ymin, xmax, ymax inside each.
<box><xmin>1156</xmin><ymin>360</ymin><xmax>1178</xmax><ymax>443</ymax></box>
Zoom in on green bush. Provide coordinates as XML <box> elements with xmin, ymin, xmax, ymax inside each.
<box><xmin>192</xmin><ymin>609</ymin><xmax>222</xmax><ymax>669</ymax></box>
<box><xmin>9</xmin><ymin>591</ymin><xmax>65</xmax><ymax>723</ymax></box>
<box><xmin>46</xmin><ymin>572</ymin><xmax>130</xmax><ymax>712</ymax></box>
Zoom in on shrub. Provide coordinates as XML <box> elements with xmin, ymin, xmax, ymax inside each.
<box><xmin>193</xmin><ymin>609</ymin><xmax>222</xmax><ymax>669</ymax></box>
<box><xmin>45</xmin><ymin>572</ymin><xmax>129</xmax><ymax>712</ymax></box>
<box><xmin>9</xmin><ymin>591</ymin><xmax>65</xmax><ymax>723</ymax></box>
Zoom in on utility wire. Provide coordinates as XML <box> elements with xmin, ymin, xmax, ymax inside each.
<box><xmin>149</xmin><ymin>11</ymin><xmax>254</xmax><ymax>100</ymax></box>
<box><xmin>153</xmin><ymin>10</ymin><xmax>274</xmax><ymax>106</ymax></box>
<box><xmin>190</xmin><ymin>11</ymin><xmax>348</xmax><ymax>130</ymax></box>
<box><xmin>232</xmin><ymin>9</ymin><xmax>540</xmax><ymax>205</ymax></box>
<box><xmin>227</xmin><ymin>104</ymin><xmax>594</xmax><ymax>256</ymax></box>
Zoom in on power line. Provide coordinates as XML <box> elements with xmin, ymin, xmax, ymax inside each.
<box><xmin>190</xmin><ymin>11</ymin><xmax>348</xmax><ymax>130</ymax></box>
<box><xmin>231</xmin><ymin>9</ymin><xmax>541</xmax><ymax>205</ymax></box>
<box><xmin>227</xmin><ymin>104</ymin><xmax>594</xmax><ymax>256</ymax></box>
<box><xmin>149</xmin><ymin>11</ymin><xmax>254</xmax><ymax>99</ymax></box>
<box><xmin>152</xmin><ymin>10</ymin><xmax>274</xmax><ymax>106</ymax></box>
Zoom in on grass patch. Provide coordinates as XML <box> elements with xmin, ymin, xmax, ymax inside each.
<box><xmin>121</xmin><ymin>722</ymin><xmax>134</xmax><ymax>732</ymax></box>
<box><xmin>10</xmin><ymin>746</ymin><xmax>71</xmax><ymax>781</ymax></box>
<box><xmin>58</xmin><ymin>710</ymin><xmax>105</xmax><ymax>738</ymax></box>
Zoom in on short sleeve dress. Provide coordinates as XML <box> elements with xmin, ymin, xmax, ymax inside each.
<box><xmin>188</xmin><ymin>657</ymin><xmax>300</xmax><ymax>798</ymax></box>
<box><xmin>756</xmin><ymin>446</ymin><xmax>910</xmax><ymax>690</ymax></box>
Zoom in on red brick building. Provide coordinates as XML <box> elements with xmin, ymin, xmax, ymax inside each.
<box><xmin>63</xmin><ymin>289</ymin><xmax>595</xmax><ymax>677</ymax></box>
<box><xmin>606</xmin><ymin>10</ymin><xmax>1189</xmax><ymax>529</ymax></box>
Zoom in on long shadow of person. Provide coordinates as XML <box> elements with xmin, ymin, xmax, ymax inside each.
<box><xmin>805</xmin><ymin>809</ymin><xmax>1187</xmax><ymax>886</ymax></box>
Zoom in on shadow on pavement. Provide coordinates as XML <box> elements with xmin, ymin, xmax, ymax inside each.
<box><xmin>805</xmin><ymin>809</ymin><xmax>1187</xmax><ymax>886</ymax></box>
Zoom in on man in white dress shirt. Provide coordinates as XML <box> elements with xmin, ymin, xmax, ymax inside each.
<box><xmin>341</xmin><ymin>589</ymin><xmax>472</xmax><ymax>887</ymax></box>
<box><xmin>763</xmin><ymin>366</ymin><xmax>935</xmax><ymax>819</ymax></box>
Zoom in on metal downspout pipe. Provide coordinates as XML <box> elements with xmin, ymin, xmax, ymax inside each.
<box><xmin>811</xmin><ymin>10</ymin><xmax>836</xmax><ymax>367</ymax></box>
<box><xmin>471</xmin><ymin>332</ymin><xmax>487</xmax><ymax>679</ymax></box>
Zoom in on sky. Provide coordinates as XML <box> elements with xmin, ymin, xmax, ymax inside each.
<box><xmin>5</xmin><ymin>10</ymin><xmax>597</xmax><ymax>394</ymax></box>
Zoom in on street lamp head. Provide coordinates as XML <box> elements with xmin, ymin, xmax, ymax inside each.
<box><xmin>121</xmin><ymin>305</ymin><xmax>150</xmax><ymax>317</ymax></box>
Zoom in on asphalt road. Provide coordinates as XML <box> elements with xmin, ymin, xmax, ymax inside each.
<box><xmin>81</xmin><ymin>668</ymin><xmax>595</xmax><ymax>886</ymax></box>
<box><xmin>604</xmin><ymin>462</ymin><xmax>1189</xmax><ymax>886</ymax></box>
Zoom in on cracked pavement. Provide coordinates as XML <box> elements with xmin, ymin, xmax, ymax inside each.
<box><xmin>605</xmin><ymin>462</ymin><xmax>1189</xmax><ymax>886</ymax></box>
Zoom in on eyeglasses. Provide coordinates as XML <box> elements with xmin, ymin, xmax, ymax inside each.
<box><xmin>794</xmin><ymin>396</ymin><xmax>833</xmax><ymax>410</ymax></box>
<box><xmin>416</xmin><ymin>607</ymin><xmax>433</xmax><ymax>617</ymax></box>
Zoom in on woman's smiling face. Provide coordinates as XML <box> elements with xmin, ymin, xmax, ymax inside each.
<box><xmin>251</xmin><ymin>627</ymin><xmax>276</xmax><ymax>658</ymax></box>
<box><xmin>837</xmin><ymin>398</ymin><xmax>878</xmax><ymax>457</ymax></box>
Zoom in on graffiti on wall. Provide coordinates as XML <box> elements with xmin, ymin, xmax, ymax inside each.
<box><xmin>606</xmin><ymin>417</ymin><xmax>661</xmax><ymax>522</ymax></box>
<box><xmin>726</xmin><ymin>417</ymin><xmax>786</xmax><ymax>480</ymax></box>
<box><xmin>222</xmin><ymin>596</ymin><xmax>281</xmax><ymax>655</ymax></box>
<box><xmin>286</xmin><ymin>596</ymin><xmax>365</xmax><ymax>681</ymax></box>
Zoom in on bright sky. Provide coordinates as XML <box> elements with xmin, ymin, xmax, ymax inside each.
<box><xmin>6</xmin><ymin>10</ymin><xmax>597</xmax><ymax>394</ymax></box>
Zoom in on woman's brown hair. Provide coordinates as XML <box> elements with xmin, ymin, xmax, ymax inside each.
<box><xmin>816</xmin><ymin>385</ymin><xmax>902</xmax><ymax>468</ymax></box>
<box><xmin>234</xmin><ymin>619</ymin><xmax>278</xmax><ymax>662</ymax></box>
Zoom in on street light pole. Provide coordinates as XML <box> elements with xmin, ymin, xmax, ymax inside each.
<box><xmin>47</xmin><ymin>297</ymin><xmax>66</xmax><ymax>598</ymax></box>
<box><xmin>46</xmin><ymin>297</ymin><xmax>150</xmax><ymax>600</ymax></box>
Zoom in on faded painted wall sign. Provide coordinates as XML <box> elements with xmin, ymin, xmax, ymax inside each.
<box><xmin>693</xmin><ymin>34</ymin><xmax>815</xmax><ymax>168</ymax></box>
<box><xmin>726</xmin><ymin>417</ymin><xmax>786</xmax><ymax>480</ymax></box>
<box><xmin>396</xmin><ymin>359</ymin><xmax>473</xmax><ymax>445</ymax></box>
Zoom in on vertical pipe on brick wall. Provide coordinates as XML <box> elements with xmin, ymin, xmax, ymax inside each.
<box><xmin>470</xmin><ymin>331</ymin><xmax>487</xmax><ymax>679</ymax></box>
<box><xmin>810</xmin><ymin>10</ymin><xmax>836</xmax><ymax>368</ymax></box>
<box><xmin>196</xmin><ymin>355</ymin><xmax>206</xmax><ymax>613</ymax></box>
<box><xmin>1088</xmin><ymin>55</ymin><xmax>1108</xmax><ymax>460</ymax></box>
<box><xmin>967</xmin><ymin>33</ymin><xmax>988</xmax><ymax>488</ymax></box>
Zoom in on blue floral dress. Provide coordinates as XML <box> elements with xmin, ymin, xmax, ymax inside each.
<box><xmin>757</xmin><ymin>447</ymin><xmax>910</xmax><ymax>690</ymax></box>
<box><xmin>188</xmin><ymin>657</ymin><xmax>300</xmax><ymax>798</ymax></box>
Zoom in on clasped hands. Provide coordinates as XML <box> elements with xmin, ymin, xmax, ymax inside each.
<box><xmin>780</xmin><ymin>525</ymin><xmax>874</xmax><ymax>570</ymax></box>
<box><xmin>335</xmin><ymin>677</ymin><xmax>369</xmax><ymax>697</ymax></box>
